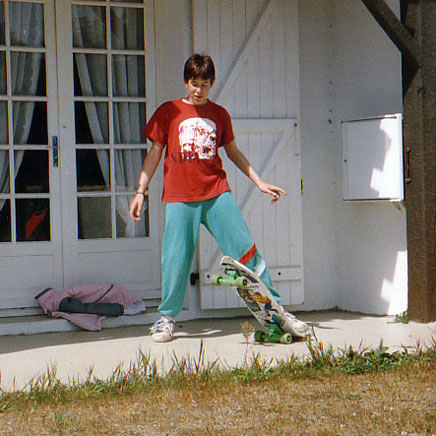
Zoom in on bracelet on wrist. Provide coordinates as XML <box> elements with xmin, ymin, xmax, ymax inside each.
<box><xmin>135</xmin><ymin>191</ymin><xmax>145</xmax><ymax>198</ymax></box>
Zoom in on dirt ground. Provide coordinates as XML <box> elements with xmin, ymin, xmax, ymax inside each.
<box><xmin>1</xmin><ymin>363</ymin><xmax>436</xmax><ymax>436</ymax></box>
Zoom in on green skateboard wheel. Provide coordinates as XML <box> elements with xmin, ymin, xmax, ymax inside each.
<box><xmin>254</xmin><ymin>330</ymin><xmax>265</xmax><ymax>343</ymax></box>
<box><xmin>279</xmin><ymin>333</ymin><xmax>292</xmax><ymax>344</ymax></box>
<box><xmin>235</xmin><ymin>276</ymin><xmax>248</xmax><ymax>287</ymax></box>
<box><xmin>211</xmin><ymin>274</ymin><xmax>223</xmax><ymax>285</ymax></box>
<box><xmin>211</xmin><ymin>274</ymin><xmax>248</xmax><ymax>287</ymax></box>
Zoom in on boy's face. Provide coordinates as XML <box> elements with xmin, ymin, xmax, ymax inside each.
<box><xmin>184</xmin><ymin>77</ymin><xmax>213</xmax><ymax>105</ymax></box>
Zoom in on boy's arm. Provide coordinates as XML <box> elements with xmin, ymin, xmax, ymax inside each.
<box><xmin>223</xmin><ymin>140</ymin><xmax>287</xmax><ymax>203</ymax></box>
<box><xmin>129</xmin><ymin>141</ymin><xmax>165</xmax><ymax>221</ymax></box>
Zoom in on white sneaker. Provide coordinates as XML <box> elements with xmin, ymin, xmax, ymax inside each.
<box><xmin>150</xmin><ymin>317</ymin><xmax>175</xmax><ymax>343</ymax></box>
<box><xmin>281</xmin><ymin>312</ymin><xmax>310</xmax><ymax>338</ymax></box>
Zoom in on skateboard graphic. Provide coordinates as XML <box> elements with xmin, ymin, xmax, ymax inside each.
<box><xmin>211</xmin><ymin>255</ymin><xmax>293</xmax><ymax>344</ymax></box>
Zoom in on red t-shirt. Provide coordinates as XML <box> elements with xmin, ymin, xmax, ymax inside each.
<box><xmin>142</xmin><ymin>98</ymin><xmax>234</xmax><ymax>202</ymax></box>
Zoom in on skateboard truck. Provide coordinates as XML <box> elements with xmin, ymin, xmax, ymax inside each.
<box><xmin>212</xmin><ymin>256</ymin><xmax>297</xmax><ymax>345</ymax></box>
<box><xmin>211</xmin><ymin>272</ymin><xmax>248</xmax><ymax>288</ymax></box>
<box><xmin>212</xmin><ymin>272</ymin><xmax>292</xmax><ymax>344</ymax></box>
<box><xmin>254</xmin><ymin>323</ymin><xmax>292</xmax><ymax>344</ymax></box>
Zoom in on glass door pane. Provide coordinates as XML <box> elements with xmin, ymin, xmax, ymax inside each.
<box><xmin>0</xmin><ymin>0</ymin><xmax>63</xmax><ymax>311</ymax></box>
<box><xmin>57</xmin><ymin>0</ymin><xmax>159</xmax><ymax>296</ymax></box>
<box><xmin>72</xmin><ymin>0</ymin><xmax>149</xmax><ymax>240</ymax></box>
<box><xmin>0</xmin><ymin>1</ymin><xmax>51</xmax><ymax>242</ymax></box>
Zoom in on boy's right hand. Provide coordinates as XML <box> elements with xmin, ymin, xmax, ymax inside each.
<box><xmin>129</xmin><ymin>194</ymin><xmax>144</xmax><ymax>221</ymax></box>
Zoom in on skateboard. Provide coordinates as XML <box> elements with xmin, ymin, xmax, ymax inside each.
<box><xmin>211</xmin><ymin>255</ymin><xmax>293</xmax><ymax>344</ymax></box>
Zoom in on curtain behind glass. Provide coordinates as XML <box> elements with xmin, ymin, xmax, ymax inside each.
<box><xmin>72</xmin><ymin>5</ymin><xmax>145</xmax><ymax>237</ymax></box>
<box><xmin>0</xmin><ymin>3</ymin><xmax>44</xmax><ymax>211</ymax></box>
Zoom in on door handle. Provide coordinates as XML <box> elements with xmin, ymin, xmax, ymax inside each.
<box><xmin>405</xmin><ymin>147</ymin><xmax>411</xmax><ymax>184</ymax></box>
<box><xmin>52</xmin><ymin>136</ymin><xmax>59</xmax><ymax>167</ymax></box>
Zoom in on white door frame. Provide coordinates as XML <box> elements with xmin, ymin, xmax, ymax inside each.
<box><xmin>55</xmin><ymin>0</ymin><xmax>161</xmax><ymax>298</ymax></box>
<box><xmin>0</xmin><ymin>0</ymin><xmax>63</xmax><ymax>313</ymax></box>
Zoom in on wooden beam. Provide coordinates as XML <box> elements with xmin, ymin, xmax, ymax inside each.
<box><xmin>402</xmin><ymin>0</ymin><xmax>436</xmax><ymax>322</ymax></box>
<box><xmin>361</xmin><ymin>0</ymin><xmax>421</xmax><ymax>68</ymax></box>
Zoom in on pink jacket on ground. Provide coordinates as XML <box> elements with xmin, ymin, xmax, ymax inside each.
<box><xmin>36</xmin><ymin>283</ymin><xmax>141</xmax><ymax>331</ymax></box>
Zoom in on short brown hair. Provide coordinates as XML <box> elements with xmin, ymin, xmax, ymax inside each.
<box><xmin>183</xmin><ymin>53</ymin><xmax>216</xmax><ymax>85</ymax></box>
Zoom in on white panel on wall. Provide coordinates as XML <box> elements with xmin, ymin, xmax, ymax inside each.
<box><xmin>342</xmin><ymin>114</ymin><xmax>404</xmax><ymax>201</ymax></box>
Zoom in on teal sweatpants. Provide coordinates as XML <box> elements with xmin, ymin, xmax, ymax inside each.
<box><xmin>159</xmin><ymin>191</ymin><xmax>281</xmax><ymax>317</ymax></box>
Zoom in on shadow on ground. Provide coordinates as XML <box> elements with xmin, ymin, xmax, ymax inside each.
<box><xmin>0</xmin><ymin>310</ymin><xmax>385</xmax><ymax>355</ymax></box>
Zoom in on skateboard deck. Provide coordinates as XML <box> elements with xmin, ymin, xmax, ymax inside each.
<box><xmin>212</xmin><ymin>255</ymin><xmax>293</xmax><ymax>344</ymax></box>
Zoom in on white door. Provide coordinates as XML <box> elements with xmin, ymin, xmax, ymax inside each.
<box><xmin>0</xmin><ymin>1</ymin><xmax>62</xmax><ymax>313</ymax></box>
<box><xmin>193</xmin><ymin>0</ymin><xmax>304</xmax><ymax>309</ymax></box>
<box><xmin>56</xmin><ymin>0</ymin><xmax>160</xmax><ymax>302</ymax></box>
<box><xmin>0</xmin><ymin>0</ymin><xmax>159</xmax><ymax>314</ymax></box>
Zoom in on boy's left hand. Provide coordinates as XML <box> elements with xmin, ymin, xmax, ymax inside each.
<box><xmin>258</xmin><ymin>182</ymin><xmax>287</xmax><ymax>203</ymax></box>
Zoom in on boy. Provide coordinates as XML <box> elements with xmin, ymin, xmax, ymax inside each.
<box><xmin>129</xmin><ymin>54</ymin><xmax>309</xmax><ymax>342</ymax></box>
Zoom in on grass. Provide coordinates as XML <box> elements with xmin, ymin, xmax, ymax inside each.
<box><xmin>394</xmin><ymin>310</ymin><xmax>409</xmax><ymax>324</ymax></box>
<box><xmin>1</xmin><ymin>337</ymin><xmax>436</xmax><ymax>435</ymax></box>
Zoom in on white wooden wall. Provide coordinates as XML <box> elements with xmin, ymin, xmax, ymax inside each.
<box><xmin>192</xmin><ymin>0</ymin><xmax>304</xmax><ymax>309</ymax></box>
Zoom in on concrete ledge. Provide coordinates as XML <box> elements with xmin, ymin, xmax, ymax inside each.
<box><xmin>0</xmin><ymin>313</ymin><xmax>158</xmax><ymax>337</ymax></box>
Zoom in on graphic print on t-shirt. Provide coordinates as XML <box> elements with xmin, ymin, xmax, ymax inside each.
<box><xmin>178</xmin><ymin>117</ymin><xmax>217</xmax><ymax>160</ymax></box>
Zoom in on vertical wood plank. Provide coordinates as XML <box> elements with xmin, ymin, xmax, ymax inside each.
<box><xmin>403</xmin><ymin>0</ymin><xmax>436</xmax><ymax>322</ymax></box>
<box><xmin>259</xmin><ymin>16</ymin><xmax>273</xmax><ymax>117</ymax></box>
<box><xmin>231</xmin><ymin>0</ymin><xmax>247</xmax><ymax>116</ymax></box>
<box><xmin>248</xmin><ymin>132</ymin><xmax>263</xmax><ymax>249</ymax></box>
<box><xmin>285</xmin><ymin>0</ymin><xmax>300</xmax><ymax>118</ymax></box>
<box><xmin>262</xmin><ymin>133</ymin><xmax>277</xmax><ymax>264</ymax></box>
<box><xmin>274</xmin><ymin>131</ymin><xmax>291</xmax><ymax>265</ymax></box>
<box><xmin>272</xmin><ymin>2</ymin><xmax>287</xmax><ymax>117</ymax></box>
<box><xmin>192</xmin><ymin>0</ymin><xmax>208</xmax><ymax>52</ymax></box>
<box><xmin>207</xmin><ymin>0</ymin><xmax>220</xmax><ymax>73</ymax></box>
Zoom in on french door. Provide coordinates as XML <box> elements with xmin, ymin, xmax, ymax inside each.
<box><xmin>0</xmin><ymin>0</ymin><xmax>159</xmax><ymax>313</ymax></box>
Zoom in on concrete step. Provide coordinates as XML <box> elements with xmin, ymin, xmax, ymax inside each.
<box><xmin>0</xmin><ymin>312</ymin><xmax>158</xmax><ymax>337</ymax></box>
